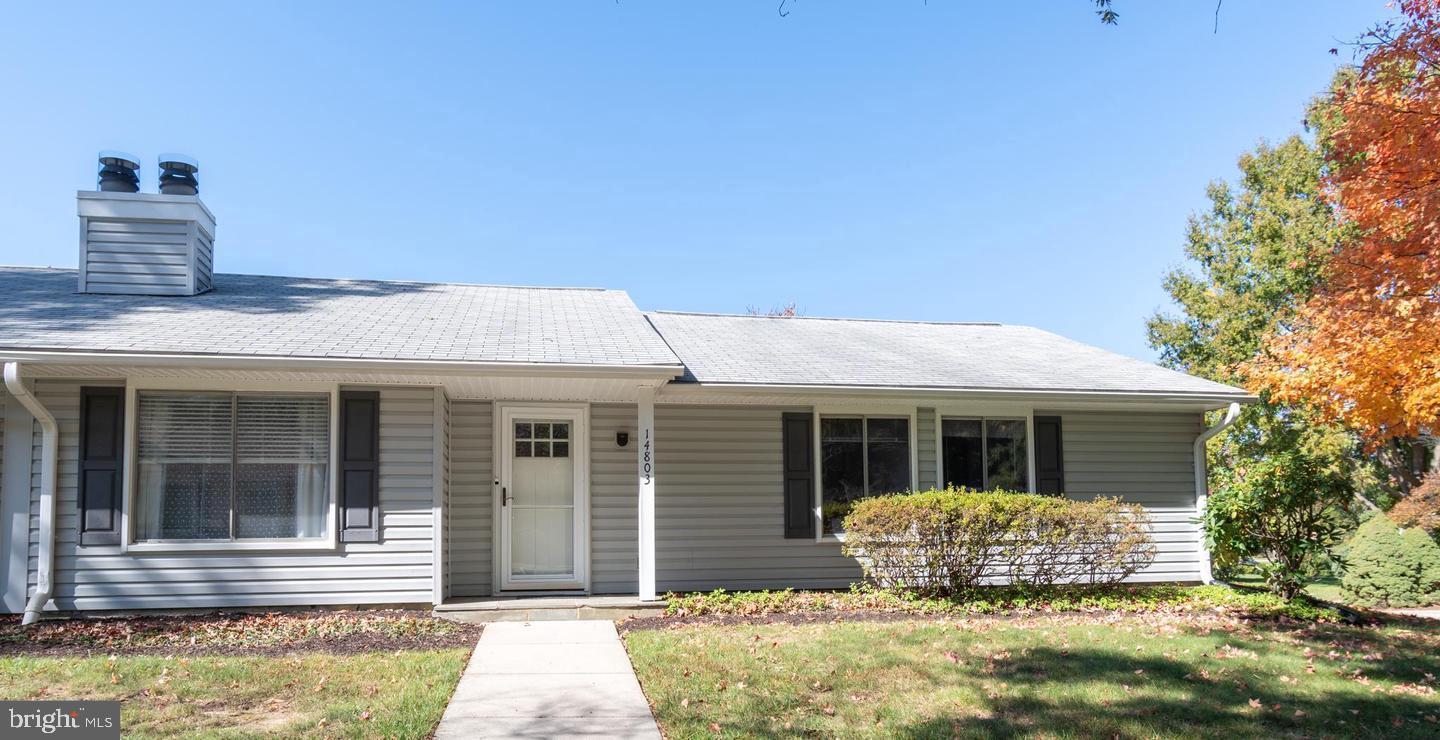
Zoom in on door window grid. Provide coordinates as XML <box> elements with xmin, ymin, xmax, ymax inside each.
<box><xmin>514</xmin><ymin>421</ymin><xmax>570</xmax><ymax>459</ymax></box>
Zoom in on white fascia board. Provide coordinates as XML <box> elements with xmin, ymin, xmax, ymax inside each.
<box><xmin>658</xmin><ymin>382</ymin><xmax>1258</xmax><ymax>409</ymax></box>
<box><xmin>0</xmin><ymin>349</ymin><xmax>686</xmax><ymax>380</ymax></box>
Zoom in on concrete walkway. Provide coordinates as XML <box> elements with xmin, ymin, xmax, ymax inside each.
<box><xmin>434</xmin><ymin>620</ymin><xmax>662</xmax><ymax>739</ymax></box>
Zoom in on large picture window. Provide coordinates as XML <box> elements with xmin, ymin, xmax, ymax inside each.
<box><xmin>820</xmin><ymin>416</ymin><xmax>911</xmax><ymax>535</ymax></box>
<box><xmin>942</xmin><ymin>417</ymin><xmax>1029</xmax><ymax>492</ymax></box>
<box><xmin>135</xmin><ymin>392</ymin><xmax>331</xmax><ymax>542</ymax></box>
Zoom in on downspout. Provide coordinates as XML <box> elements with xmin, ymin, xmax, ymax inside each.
<box><xmin>1194</xmin><ymin>402</ymin><xmax>1242</xmax><ymax>584</ymax></box>
<box><xmin>4</xmin><ymin>362</ymin><xmax>57</xmax><ymax>625</ymax></box>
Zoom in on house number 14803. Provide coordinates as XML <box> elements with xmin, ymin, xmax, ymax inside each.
<box><xmin>641</xmin><ymin>428</ymin><xmax>652</xmax><ymax>485</ymax></box>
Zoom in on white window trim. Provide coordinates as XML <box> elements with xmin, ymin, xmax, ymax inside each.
<box><xmin>120</xmin><ymin>378</ymin><xmax>341</xmax><ymax>554</ymax></box>
<box><xmin>934</xmin><ymin>407</ymin><xmax>1037</xmax><ymax>494</ymax></box>
<box><xmin>812</xmin><ymin>405</ymin><xmax>919</xmax><ymax>543</ymax></box>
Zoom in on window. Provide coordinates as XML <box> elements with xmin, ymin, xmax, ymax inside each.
<box><xmin>942</xmin><ymin>417</ymin><xmax>1029</xmax><ymax>491</ymax></box>
<box><xmin>135</xmin><ymin>392</ymin><xmax>330</xmax><ymax>542</ymax></box>
<box><xmin>820</xmin><ymin>416</ymin><xmax>911</xmax><ymax>535</ymax></box>
<box><xmin>514</xmin><ymin>421</ymin><xmax>570</xmax><ymax>459</ymax></box>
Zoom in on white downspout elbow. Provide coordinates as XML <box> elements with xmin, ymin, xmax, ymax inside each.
<box><xmin>4</xmin><ymin>362</ymin><xmax>58</xmax><ymax>625</ymax></box>
<box><xmin>1194</xmin><ymin>402</ymin><xmax>1242</xmax><ymax>584</ymax></box>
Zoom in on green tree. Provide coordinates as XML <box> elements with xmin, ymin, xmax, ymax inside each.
<box><xmin>1204</xmin><ymin>449</ymin><xmax>1350</xmax><ymax>598</ymax></box>
<box><xmin>1146</xmin><ymin>133</ymin><xmax>1375</xmax><ymax>593</ymax></box>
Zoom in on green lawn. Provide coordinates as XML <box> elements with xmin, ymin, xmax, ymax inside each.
<box><xmin>1226</xmin><ymin>573</ymin><xmax>1347</xmax><ymax>605</ymax></box>
<box><xmin>625</xmin><ymin>615</ymin><xmax>1440</xmax><ymax>738</ymax></box>
<box><xmin>0</xmin><ymin>649</ymin><xmax>469</xmax><ymax>738</ymax></box>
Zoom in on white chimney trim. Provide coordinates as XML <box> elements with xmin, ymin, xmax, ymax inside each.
<box><xmin>77</xmin><ymin>191</ymin><xmax>216</xmax><ymax>236</ymax></box>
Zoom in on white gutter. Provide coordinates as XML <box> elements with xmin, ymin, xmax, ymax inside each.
<box><xmin>1194</xmin><ymin>402</ymin><xmax>1242</xmax><ymax>584</ymax></box>
<box><xmin>3</xmin><ymin>362</ymin><xmax>57</xmax><ymax>625</ymax></box>
<box><xmin>659</xmin><ymin>382</ymin><xmax>1257</xmax><ymax>408</ymax></box>
<box><xmin>0</xmin><ymin>349</ymin><xmax>686</xmax><ymax>380</ymax></box>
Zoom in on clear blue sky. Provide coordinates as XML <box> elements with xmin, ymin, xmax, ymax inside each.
<box><xmin>0</xmin><ymin>1</ymin><xmax>1388</xmax><ymax>361</ymax></box>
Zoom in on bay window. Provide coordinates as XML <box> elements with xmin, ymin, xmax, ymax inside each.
<box><xmin>135</xmin><ymin>392</ymin><xmax>331</xmax><ymax>543</ymax></box>
<box><xmin>942</xmin><ymin>417</ymin><xmax>1028</xmax><ymax>492</ymax></box>
<box><xmin>820</xmin><ymin>416</ymin><xmax>912</xmax><ymax>535</ymax></box>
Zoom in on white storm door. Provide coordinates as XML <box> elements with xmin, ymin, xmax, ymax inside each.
<box><xmin>499</xmin><ymin>408</ymin><xmax>586</xmax><ymax>590</ymax></box>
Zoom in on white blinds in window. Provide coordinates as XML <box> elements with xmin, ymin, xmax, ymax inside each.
<box><xmin>236</xmin><ymin>396</ymin><xmax>330</xmax><ymax>463</ymax></box>
<box><xmin>137</xmin><ymin>393</ymin><xmax>233</xmax><ymax>464</ymax></box>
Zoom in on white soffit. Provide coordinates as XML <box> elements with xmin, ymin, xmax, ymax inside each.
<box><xmin>12</xmin><ymin>364</ymin><xmax>662</xmax><ymax>403</ymax></box>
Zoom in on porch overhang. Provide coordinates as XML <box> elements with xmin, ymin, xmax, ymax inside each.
<box><xmin>0</xmin><ymin>349</ymin><xmax>686</xmax><ymax>403</ymax></box>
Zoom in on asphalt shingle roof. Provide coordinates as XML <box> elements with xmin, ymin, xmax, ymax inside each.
<box><xmin>0</xmin><ymin>267</ymin><xmax>681</xmax><ymax>366</ymax></box>
<box><xmin>645</xmin><ymin>311</ymin><xmax>1251</xmax><ymax>398</ymax></box>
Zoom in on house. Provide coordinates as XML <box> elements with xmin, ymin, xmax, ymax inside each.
<box><xmin>0</xmin><ymin>158</ymin><xmax>1253</xmax><ymax>623</ymax></box>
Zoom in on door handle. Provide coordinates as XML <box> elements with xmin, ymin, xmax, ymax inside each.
<box><xmin>501</xmin><ymin>486</ymin><xmax>509</xmax><ymax>506</ymax></box>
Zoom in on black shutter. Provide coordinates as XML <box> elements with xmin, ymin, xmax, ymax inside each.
<box><xmin>339</xmin><ymin>390</ymin><xmax>381</xmax><ymax>542</ymax></box>
<box><xmin>1034</xmin><ymin>415</ymin><xmax>1065</xmax><ymax>495</ymax></box>
<box><xmin>78</xmin><ymin>387</ymin><xmax>124</xmax><ymax>546</ymax></box>
<box><xmin>782</xmin><ymin>412</ymin><xmax>815</xmax><ymax>539</ymax></box>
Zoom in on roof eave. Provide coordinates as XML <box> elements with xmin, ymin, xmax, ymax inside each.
<box><xmin>0</xmin><ymin>348</ymin><xmax>686</xmax><ymax>380</ymax></box>
<box><xmin>662</xmin><ymin>381</ymin><xmax>1257</xmax><ymax>408</ymax></box>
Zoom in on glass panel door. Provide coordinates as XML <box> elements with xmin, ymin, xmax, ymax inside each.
<box><xmin>505</xmin><ymin>418</ymin><xmax>578</xmax><ymax>585</ymax></box>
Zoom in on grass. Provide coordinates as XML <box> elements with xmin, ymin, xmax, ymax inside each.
<box><xmin>0</xmin><ymin>611</ymin><xmax>478</xmax><ymax>738</ymax></box>
<box><xmin>1227</xmin><ymin>572</ymin><xmax>1348</xmax><ymax>605</ymax></box>
<box><xmin>625</xmin><ymin>614</ymin><xmax>1440</xmax><ymax>738</ymax></box>
<box><xmin>0</xmin><ymin>649</ymin><xmax>469</xmax><ymax>738</ymax></box>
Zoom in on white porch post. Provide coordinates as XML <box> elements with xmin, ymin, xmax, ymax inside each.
<box><xmin>637</xmin><ymin>385</ymin><xmax>658</xmax><ymax>601</ymax></box>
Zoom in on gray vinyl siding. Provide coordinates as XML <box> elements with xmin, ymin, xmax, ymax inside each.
<box><xmin>447</xmin><ymin>400</ymin><xmax>493</xmax><ymax>596</ymax></box>
<box><xmin>642</xmin><ymin>406</ymin><xmax>1203</xmax><ymax>592</ymax></box>
<box><xmin>917</xmin><ymin>407</ymin><xmax>937</xmax><ymax>490</ymax></box>
<box><xmin>1042</xmin><ymin>409</ymin><xmax>1205</xmax><ymax>583</ymax></box>
<box><xmin>653</xmin><ymin>405</ymin><xmax>862</xmax><ymax>592</ymax></box>
<box><xmin>27</xmin><ymin>380</ymin><xmax>437</xmax><ymax>611</ymax></box>
<box><xmin>195</xmin><ymin>230</ymin><xmax>214</xmax><ymax>292</ymax></box>
<box><xmin>2</xmin><ymin>390</ymin><xmax>29</xmax><ymax>612</ymax></box>
<box><xmin>591</xmin><ymin>404</ymin><xmax>639</xmax><ymax>593</ymax></box>
<box><xmin>81</xmin><ymin>220</ymin><xmax>198</xmax><ymax>296</ymax></box>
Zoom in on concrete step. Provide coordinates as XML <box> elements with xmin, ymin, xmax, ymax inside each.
<box><xmin>434</xmin><ymin>596</ymin><xmax>667</xmax><ymax>623</ymax></box>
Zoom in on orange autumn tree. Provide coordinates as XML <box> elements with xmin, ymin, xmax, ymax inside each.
<box><xmin>1252</xmin><ymin>0</ymin><xmax>1440</xmax><ymax>442</ymax></box>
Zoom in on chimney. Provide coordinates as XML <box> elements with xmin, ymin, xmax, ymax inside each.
<box><xmin>77</xmin><ymin>152</ymin><xmax>215</xmax><ymax>296</ymax></box>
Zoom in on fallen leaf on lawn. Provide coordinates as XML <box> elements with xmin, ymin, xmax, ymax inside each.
<box><xmin>1248</xmin><ymin>698</ymin><xmax>1263</xmax><ymax>709</ymax></box>
<box><xmin>359</xmin><ymin>710</ymin><xmax>372</xmax><ymax>721</ymax></box>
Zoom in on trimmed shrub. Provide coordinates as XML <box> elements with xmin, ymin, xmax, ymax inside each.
<box><xmin>1401</xmin><ymin>526</ymin><xmax>1440</xmax><ymax>602</ymax></box>
<box><xmin>840</xmin><ymin>488</ymin><xmax>1157</xmax><ymax>595</ymax></box>
<box><xmin>1340</xmin><ymin>514</ymin><xmax>1440</xmax><ymax>607</ymax></box>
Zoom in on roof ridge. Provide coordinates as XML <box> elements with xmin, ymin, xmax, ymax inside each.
<box><xmin>647</xmin><ymin>310</ymin><xmax>1004</xmax><ymax>327</ymax></box>
<box><xmin>0</xmin><ymin>265</ymin><xmax>612</xmax><ymax>292</ymax></box>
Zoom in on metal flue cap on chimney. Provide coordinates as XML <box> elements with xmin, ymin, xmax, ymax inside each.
<box><xmin>158</xmin><ymin>153</ymin><xmax>199</xmax><ymax>195</ymax></box>
<box><xmin>97</xmin><ymin>151</ymin><xmax>140</xmax><ymax>193</ymax></box>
